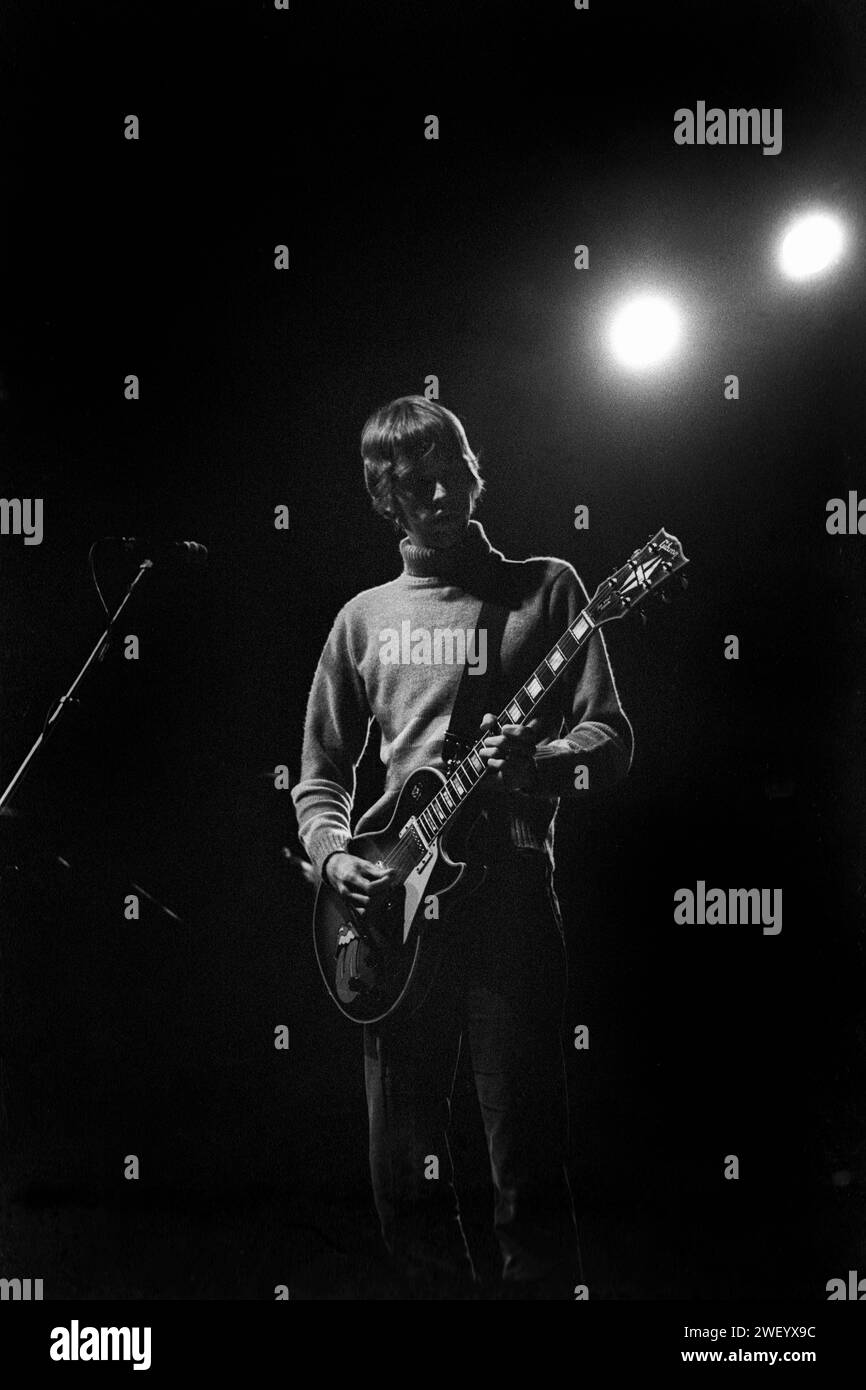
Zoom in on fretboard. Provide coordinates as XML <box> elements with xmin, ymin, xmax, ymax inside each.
<box><xmin>410</xmin><ymin>607</ymin><xmax>596</xmax><ymax>854</ymax></box>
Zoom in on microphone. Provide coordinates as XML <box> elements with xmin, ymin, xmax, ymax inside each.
<box><xmin>118</xmin><ymin>537</ymin><xmax>208</xmax><ymax>566</ymax></box>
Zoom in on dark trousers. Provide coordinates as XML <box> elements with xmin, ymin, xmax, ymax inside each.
<box><xmin>363</xmin><ymin>848</ymin><xmax>581</xmax><ymax>1297</ymax></box>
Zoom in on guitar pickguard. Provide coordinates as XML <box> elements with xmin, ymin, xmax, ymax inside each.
<box><xmin>399</xmin><ymin>845</ymin><xmax>440</xmax><ymax>943</ymax></box>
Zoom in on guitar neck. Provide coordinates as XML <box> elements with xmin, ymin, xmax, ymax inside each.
<box><xmin>411</xmin><ymin>607</ymin><xmax>597</xmax><ymax>850</ymax></box>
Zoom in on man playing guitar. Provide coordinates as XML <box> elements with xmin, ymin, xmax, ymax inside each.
<box><xmin>292</xmin><ymin>395</ymin><xmax>634</xmax><ymax>1299</ymax></box>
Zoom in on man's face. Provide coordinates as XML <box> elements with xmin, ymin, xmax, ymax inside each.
<box><xmin>393</xmin><ymin>447</ymin><xmax>473</xmax><ymax>549</ymax></box>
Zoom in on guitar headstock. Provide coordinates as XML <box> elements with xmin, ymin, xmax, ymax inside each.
<box><xmin>587</xmin><ymin>528</ymin><xmax>688</xmax><ymax>625</ymax></box>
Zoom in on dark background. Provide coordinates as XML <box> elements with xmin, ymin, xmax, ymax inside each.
<box><xmin>1</xmin><ymin>0</ymin><xmax>864</xmax><ymax>1298</ymax></box>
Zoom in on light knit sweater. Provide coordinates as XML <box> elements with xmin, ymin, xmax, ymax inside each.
<box><xmin>291</xmin><ymin>520</ymin><xmax>634</xmax><ymax>879</ymax></box>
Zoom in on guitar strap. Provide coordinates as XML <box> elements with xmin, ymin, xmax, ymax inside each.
<box><xmin>442</xmin><ymin>594</ymin><xmax>510</xmax><ymax>771</ymax></box>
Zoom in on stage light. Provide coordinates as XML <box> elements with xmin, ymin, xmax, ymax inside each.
<box><xmin>778</xmin><ymin>212</ymin><xmax>845</xmax><ymax>280</ymax></box>
<box><xmin>608</xmin><ymin>294</ymin><xmax>682</xmax><ymax>370</ymax></box>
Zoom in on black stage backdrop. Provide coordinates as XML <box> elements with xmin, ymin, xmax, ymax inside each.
<box><xmin>1</xmin><ymin>0</ymin><xmax>865</xmax><ymax>1303</ymax></box>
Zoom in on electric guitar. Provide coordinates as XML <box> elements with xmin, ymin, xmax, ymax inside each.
<box><xmin>313</xmin><ymin>528</ymin><xmax>688</xmax><ymax>1023</ymax></box>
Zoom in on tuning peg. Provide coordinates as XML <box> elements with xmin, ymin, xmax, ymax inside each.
<box><xmin>660</xmin><ymin>590</ymin><xmax>671</xmax><ymax>604</ymax></box>
<box><xmin>639</xmin><ymin>609</ymin><xmax>648</xmax><ymax>627</ymax></box>
<box><xmin>680</xmin><ymin>574</ymin><xmax>689</xmax><ymax>590</ymax></box>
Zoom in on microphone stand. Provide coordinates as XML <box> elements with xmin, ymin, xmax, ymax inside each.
<box><xmin>0</xmin><ymin>560</ymin><xmax>153</xmax><ymax>814</ymax></box>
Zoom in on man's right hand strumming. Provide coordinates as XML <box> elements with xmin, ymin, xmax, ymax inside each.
<box><xmin>323</xmin><ymin>852</ymin><xmax>395</xmax><ymax>916</ymax></box>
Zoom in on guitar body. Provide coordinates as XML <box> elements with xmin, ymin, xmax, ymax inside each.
<box><xmin>312</xmin><ymin>766</ymin><xmax>488</xmax><ymax>1024</ymax></box>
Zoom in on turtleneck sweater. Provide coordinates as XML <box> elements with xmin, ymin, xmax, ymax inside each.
<box><xmin>291</xmin><ymin>519</ymin><xmax>634</xmax><ymax>879</ymax></box>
